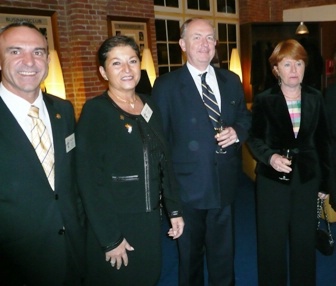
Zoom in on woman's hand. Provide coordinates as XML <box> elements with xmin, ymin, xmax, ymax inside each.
<box><xmin>105</xmin><ymin>238</ymin><xmax>134</xmax><ymax>270</ymax></box>
<box><xmin>270</xmin><ymin>153</ymin><xmax>292</xmax><ymax>173</ymax></box>
<box><xmin>318</xmin><ymin>192</ymin><xmax>329</xmax><ymax>200</ymax></box>
<box><xmin>168</xmin><ymin>217</ymin><xmax>185</xmax><ymax>239</ymax></box>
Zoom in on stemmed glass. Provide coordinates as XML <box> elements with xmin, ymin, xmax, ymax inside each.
<box><xmin>278</xmin><ymin>149</ymin><xmax>293</xmax><ymax>181</ymax></box>
<box><xmin>214</xmin><ymin>119</ymin><xmax>227</xmax><ymax>154</ymax></box>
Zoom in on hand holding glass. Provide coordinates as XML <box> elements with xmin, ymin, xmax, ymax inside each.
<box><xmin>278</xmin><ymin>149</ymin><xmax>293</xmax><ymax>181</ymax></box>
<box><xmin>214</xmin><ymin>120</ymin><xmax>227</xmax><ymax>154</ymax></box>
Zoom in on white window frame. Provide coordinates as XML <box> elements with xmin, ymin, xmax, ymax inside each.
<box><xmin>154</xmin><ymin>0</ymin><xmax>182</xmax><ymax>13</ymax></box>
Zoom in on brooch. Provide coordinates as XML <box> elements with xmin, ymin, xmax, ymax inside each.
<box><xmin>125</xmin><ymin>124</ymin><xmax>132</xmax><ymax>133</ymax></box>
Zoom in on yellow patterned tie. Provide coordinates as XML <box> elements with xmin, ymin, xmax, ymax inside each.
<box><xmin>28</xmin><ymin>105</ymin><xmax>55</xmax><ymax>190</ymax></box>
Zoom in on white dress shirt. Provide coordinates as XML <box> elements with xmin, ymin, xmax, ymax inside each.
<box><xmin>187</xmin><ymin>62</ymin><xmax>221</xmax><ymax>111</ymax></box>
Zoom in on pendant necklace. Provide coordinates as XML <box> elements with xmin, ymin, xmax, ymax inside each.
<box><xmin>113</xmin><ymin>93</ymin><xmax>137</xmax><ymax>109</ymax></box>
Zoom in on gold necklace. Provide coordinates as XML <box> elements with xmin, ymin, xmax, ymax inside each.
<box><xmin>112</xmin><ymin>93</ymin><xmax>137</xmax><ymax>109</ymax></box>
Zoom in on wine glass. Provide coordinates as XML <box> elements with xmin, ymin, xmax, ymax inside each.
<box><xmin>278</xmin><ymin>149</ymin><xmax>293</xmax><ymax>181</ymax></box>
<box><xmin>214</xmin><ymin>119</ymin><xmax>227</xmax><ymax>154</ymax></box>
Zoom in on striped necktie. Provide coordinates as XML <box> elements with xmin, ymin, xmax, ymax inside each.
<box><xmin>28</xmin><ymin>105</ymin><xmax>55</xmax><ymax>190</ymax></box>
<box><xmin>200</xmin><ymin>72</ymin><xmax>220</xmax><ymax>126</ymax></box>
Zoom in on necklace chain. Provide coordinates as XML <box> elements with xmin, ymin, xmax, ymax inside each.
<box><xmin>110</xmin><ymin>92</ymin><xmax>137</xmax><ymax>109</ymax></box>
<box><xmin>282</xmin><ymin>87</ymin><xmax>301</xmax><ymax>101</ymax></box>
<box><xmin>284</xmin><ymin>94</ymin><xmax>301</xmax><ymax>101</ymax></box>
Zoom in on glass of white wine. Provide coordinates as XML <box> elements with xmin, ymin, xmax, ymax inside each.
<box><xmin>214</xmin><ymin>119</ymin><xmax>227</xmax><ymax>154</ymax></box>
<box><xmin>278</xmin><ymin>149</ymin><xmax>293</xmax><ymax>181</ymax></box>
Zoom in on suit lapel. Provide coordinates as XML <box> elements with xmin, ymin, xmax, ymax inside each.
<box><xmin>43</xmin><ymin>95</ymin><xmax>65</xmax><ymax>191</ymax></box>
<box><xmin>179</xmin><ymin>66</ymin><xmax>209</xmax><ymax>117</ymax></box>
<box><xmin>215</xmin><ymin>70</ymin><xmax>230</xmax><ymax>123</ymax></box>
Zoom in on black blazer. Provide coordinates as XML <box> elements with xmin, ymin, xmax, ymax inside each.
<box><xmin>247</xmin><ymin>85</ymin><xmax>334</xmax><ymax>194</ymax></box>
<box><xmin>152</xmin><ymin>65</ymin><xmax>251</xmax><ymax>208</ymax></box>
<box><xmin>75</xmin><ymin>92</ymin><xmax>182</xmax><ymax>249</ymax></box>
<box><xmin>0</xmin><ymin>94</ymin><xmax>85</xmax><ymax>285</ymax></box>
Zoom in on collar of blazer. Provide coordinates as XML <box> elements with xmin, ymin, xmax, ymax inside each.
<box><xmin>265</xmin><ymin>84</ymin><xmax>322</xmax><ymax>140</ymax></box>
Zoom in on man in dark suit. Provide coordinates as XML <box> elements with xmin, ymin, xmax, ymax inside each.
<box><xmin>152</xmin><ymin>18</ymin><xmax>251</xmax><ymax>286</ymax></box>
<box><xmin>0</xmin><ymin>22</ymin><xmax>85</xmax><ymax>285</ymax></box>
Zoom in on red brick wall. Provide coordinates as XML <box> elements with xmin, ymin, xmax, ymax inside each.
<box><xmin>239</xmin><ymin>0</ymin><xmax>336</xmax><ymax>23</ymax></box>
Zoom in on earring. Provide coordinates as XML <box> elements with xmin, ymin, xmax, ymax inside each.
<box><xmin>278</xmin><ymin>76</ymin><xmax>281</xmax><ymax>86</ymax></box>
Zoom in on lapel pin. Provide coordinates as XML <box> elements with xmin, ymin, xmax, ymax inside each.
<box><xmin>120</xmin><ymin>115</ymin><xmax>125</xmax><ymax>120</ymax></box>
<box><xmin>56</xmin><ymin>113</ymin><xmax>61</xmax><ymax>119</ymax></box>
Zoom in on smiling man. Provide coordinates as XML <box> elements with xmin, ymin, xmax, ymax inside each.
<box><xmin>0</xmin><ymin>21</ymin><xmax>85</xmax><ymax>285</ymax></box>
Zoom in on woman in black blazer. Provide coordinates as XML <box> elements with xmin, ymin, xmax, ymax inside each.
<box><xmin>247</xmin><ymin>39</ymin><xmax>333</xmax><ymax>286</ymax></box>
<box><xmin>76</xmin><ymin>35</ymin><xmax>184</xmax><ymax>286</ymax></box>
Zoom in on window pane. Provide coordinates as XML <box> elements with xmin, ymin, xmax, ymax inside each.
<box><xmin>155</xmin><ymin>20</ymin><xmax>167</xmax><ymax>41</ymax></box>
<box><xmin>199</xmin><ymin>0</ymin><xmax>210</xmax><ymax>11</ymax></box>
<box><xmin>222</xmin><ymin>62</ymin><xmax>229</xmax><ymax>69</ymax></box>
<box><xmin>217</xmin><ymin>0</ymin><xmax>225</xmax><ymax>12</ymax></box>
<box><xmin>217</xmin><ymin>44</ymin><xmax>227</xmax><ymax>64</ymax></box>
<box><xmin>217</xmin><ymin>0</ymin><xmax>236</xmax><ymax>13</ymax></box>
<box><xmin>166</xmin><ymin>0</ymin><xmax>179</xmax><ymax>7</ymax></box>
<box><xmin>157</xmin><ymin>44</ymin><xmax>168</xmax><ymax>64</ymax></box>
<box><xmin>218</xmin><ymin>24</ymin><xmax>227</xmax><ymax>41</ymax></box>
<box><xmin>170</xmin><ymin>66</ymin><xmax>181</xmax><ymax>72</ymax></box>
<box><xmin>154</xmin><ymin>0</ymin><xmax>164</xmax><ymax>5</ymax></box>
<box><xmin>228</xmin><ymin>24</ymin><xmax>236</xmax><ymax>42</ymax></box>
<box><xmin>187</xmin><ymin>0</ymin><xmax>198</xmax><ymax>9</ymax></box>
<box><xmin>167</xmin><ymin>20</ymin><xmax>180</xmax><ymax>41</ymax></box>
<box><xmin>227</xmin><ymin>0</ymin><xmax>236</xmax><ymax>13</ymax></box>
<box><xmin>159</xmin><ymin>66</ymin><xmax>169</xmax><ymax>76</ymax></box>
<box><xmin>169</xmin><ymin>44</ymin><xmax>182</xmax><ymax>64</ymax></box>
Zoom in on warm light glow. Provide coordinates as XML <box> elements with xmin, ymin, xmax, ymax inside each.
<box><xmin>296</xmin><ymin>22</ymin><xmax>309</xmax><ymax>35</ymax></box>
<box><xmin>43</xmin><ymin>50</ymin><xmax>66</xmax><ymax>99</ymax></box>
<box><xmin>229</xmin><ymin>48</ymin><xmax>242</xmax><ymax>82</ymax></box>
<box><xmin>140</xmin><ymin>48</ymin><xmax>156</xmax><ymax>86</ymax></box>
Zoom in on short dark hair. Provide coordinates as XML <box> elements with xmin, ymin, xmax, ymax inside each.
<box><xmin>97</xmin><ymin>35</ymin><xmax>140</xmax><ymax>68</ymax></box>
<box><xmin>0</xmin><ymin>21</ymin><xmax>43</xmax><ymax>36</ymax></box>
<box><xmin>0</xmin><ymin>21</ymin><xmax>48</xmax><ymax>54</ymax></box>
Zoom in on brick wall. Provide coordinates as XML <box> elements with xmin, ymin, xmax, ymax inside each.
<box><xmin>239</xmin><ymin>0</ymin><xmax>336</xmax><ymax>23</ymax></box>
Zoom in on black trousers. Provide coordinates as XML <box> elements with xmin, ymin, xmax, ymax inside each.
<box><xmin>256</xmin><ymin>170</ymin><xmax>318</xmax><ymax>286</ymax></box>
<box><xmin>177</xmin><ymin>203</ymin><xmax>234</xmax><ymax>286</ymax></box>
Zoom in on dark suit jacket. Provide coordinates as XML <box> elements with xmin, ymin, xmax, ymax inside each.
<box><xmin>247</xmin><ymin>85</ymin><xmax>334</xmax><ymax>194</ymax></box>
<box><xmin>152</xmin><ymin>65</ymin><xmax>251</xmax><ymax>209</ymax></box>
<box><xmin>0</xmin><ymin>93</ymin><xmax>85</xmax><ymax>285</ymax></box>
